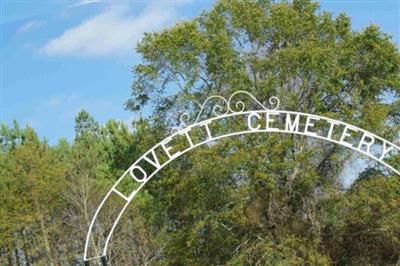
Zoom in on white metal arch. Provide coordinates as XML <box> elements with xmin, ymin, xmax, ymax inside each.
<box><xmin>84</xmin><ymin>91</ymin><xmax>399</xmax><ymax>263</ymax></box>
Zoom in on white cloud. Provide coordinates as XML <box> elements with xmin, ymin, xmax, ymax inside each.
<box><xmin>17</xmin><ymin>19</ymin><xmax>46</xmax><ymax>34</ymax></box>
<box><xmin>40</xmin><ymin>5</ymin><xmax>177</xmax><ymax>57</ymax></box>
<box><xmin>70</xmin><ymin>0</ymin><xmax>102</xmax><ymax>8</ymax></box>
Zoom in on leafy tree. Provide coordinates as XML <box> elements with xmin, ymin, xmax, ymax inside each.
<box><xmin>126</xmin><ymin>0</ymin><xmax>400</xmax><ymax>264</ymax></box>
<box><xmin>1</xmin><ymin>1</ymin><xmax>399</xmax><ymax>265</ymax></box>
<box><xmin>0</xmin><ymin>124</ymin><xmax>67</xmax><ymax>265</ymax></box>
<box><xmin>322</xmin><ymin>172</ymin><xmax>400</xmax><ymax>265</ymax></box>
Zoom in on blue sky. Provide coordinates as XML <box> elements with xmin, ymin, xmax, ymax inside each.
<box><xmin>1</xmin><ymin>0</ymin><xmax>399</xmax><ymax>144</ymax></box>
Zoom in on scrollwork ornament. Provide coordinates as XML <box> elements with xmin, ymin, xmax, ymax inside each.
<box><xmin>179</xmin><ymin>95</ymin><xmax>229</xmax><ymax>127</ymax></box>
<box><xmin>179</xmin><ymin>90</ymin><xmax>280</xmax><ymax>127</ymax></box>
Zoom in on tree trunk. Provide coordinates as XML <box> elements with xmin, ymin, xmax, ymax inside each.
<box><xmin>34</xmin><ymin>198</ymin><xmax>55</xmax><ymax>266</ymax></box>
<box><xmin>14</xmin><ymin>249</ymin><xmax>20</xmax><ymax>266</ymax></box>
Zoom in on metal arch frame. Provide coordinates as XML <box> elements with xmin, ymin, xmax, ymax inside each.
<box><xmin>84</xmin><ymin>91</ymin><xmax>400</xmax><ymax>262</ymax></box>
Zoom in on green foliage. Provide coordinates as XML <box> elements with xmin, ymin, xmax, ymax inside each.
<box><xmin>323</xmin><ymin>174</ymin><xmax>400</xmax><ymax>265</ymax></box>
<box><xmin>227</xmin><ymin>235</ymin><xmax>330</xmax><ymax>266</ymax></box>
<box><xmin>0</xmin><ymin>123</ymin><xmax>67</xmax><ymax>264</ymax></box>
<box><xmin>125</xmin><ymin>0</ymin><xmax>399</xmax><ymax>264</ymax></box>
<box><xmin>1</xmin><ymin>0</ymin><xmax>399</xmax><ymax>265</ymax></box>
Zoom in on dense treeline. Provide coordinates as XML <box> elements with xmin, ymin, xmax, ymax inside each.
<box><xmin>1</xmin><ymin>0</ymin><xmax>400</xmax><ymax>265</ymax></box>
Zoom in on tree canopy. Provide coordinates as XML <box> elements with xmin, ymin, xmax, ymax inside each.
<box><xmin>1</xmin><ymin>0</ymin><xmax>399</xmax><ymax>265</ymax></box>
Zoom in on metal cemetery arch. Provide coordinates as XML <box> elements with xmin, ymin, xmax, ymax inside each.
<box><xmin>84</xmin><ymin>91</ymin><xmax>399</xmax><ymax>263</ymax></box>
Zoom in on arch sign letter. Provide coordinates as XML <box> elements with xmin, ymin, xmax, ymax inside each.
<box><xmin>84</xmin><ymin>91</ymin><xmax>399</xmax><ymax>263</ymax></box>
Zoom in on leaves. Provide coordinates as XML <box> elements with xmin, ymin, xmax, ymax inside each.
<box><xmin>2</xmin><ymin>0</ymin><xmax>400</xmax><ymax>264</ymax></box>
